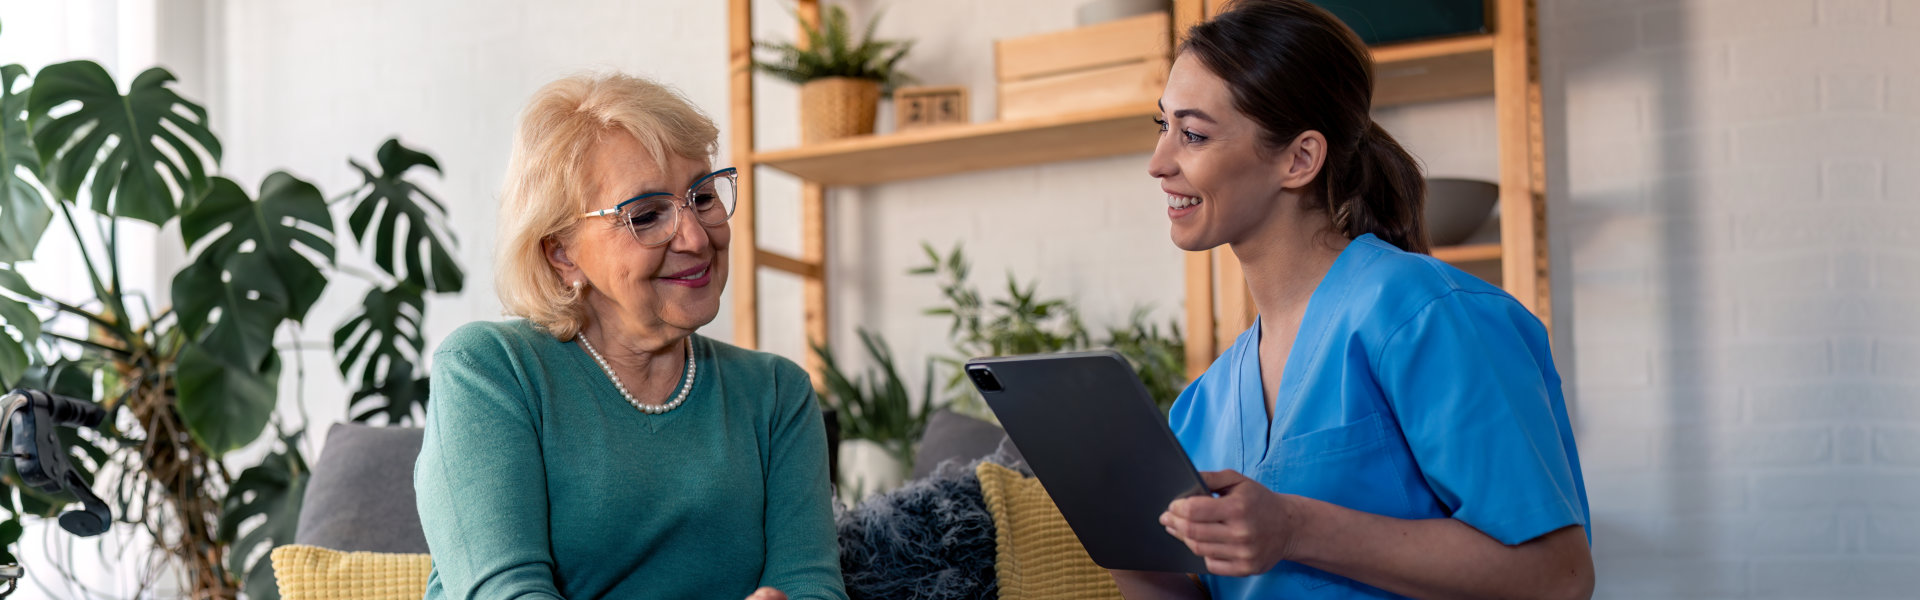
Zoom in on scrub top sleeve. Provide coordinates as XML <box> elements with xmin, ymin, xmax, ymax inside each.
<box><xmin>1375</xmin><ymin>292</ymin><xmax>1586</xmax><ymax>546</ymax></box>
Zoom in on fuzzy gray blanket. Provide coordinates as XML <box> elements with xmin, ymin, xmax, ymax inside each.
<box><xmin>834</xmin><ymin>451</ymin><xmax>1028</xmax><ymax>600</ymax></box>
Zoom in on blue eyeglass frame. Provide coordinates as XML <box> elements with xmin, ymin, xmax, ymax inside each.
<box><xmin>579</xmin><ymin>167</ymin><xmax>739</xmax><ymax>221</ymax></box>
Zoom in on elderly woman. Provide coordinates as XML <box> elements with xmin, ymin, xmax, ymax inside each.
<box><xmin>414</xmin><ymin>72</ymin><xmax>847</xmax><ymax>600</ymax></box>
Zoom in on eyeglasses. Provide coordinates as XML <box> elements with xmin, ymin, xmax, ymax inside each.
<box><xmin>579</xmin><ymin>167</ymin><xmax>738</xmax><ymax>247</ymax></box>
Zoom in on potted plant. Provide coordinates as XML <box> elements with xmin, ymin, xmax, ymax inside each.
<box><xmin>754</xmin><ymin>5</ymin><xmax>914</xmax><ymax>143</ymax></box>
<box><xmin>0</xmin><ymin>32</ymin><xmax>461</xmax><ymax>599</ymax></box>
<box><xmin>812</xmin><ymin>330</ymin><xmax>940</xmax><ymax>503</ymax></box>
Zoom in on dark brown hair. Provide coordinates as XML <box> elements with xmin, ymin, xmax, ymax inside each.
<box><xmin>1181</xmin><ymin>0</ymin><xmax>1430</xmax><ymax>253</ymax></box>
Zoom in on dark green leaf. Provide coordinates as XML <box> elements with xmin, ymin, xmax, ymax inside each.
<box><xmin>347</xmin><ymin>139</ymin><xmax>461</xmax><ymax>292</ymax></box>
<box><xmin>348</xmin><ymin>373</ymin><xmax>429</xmax><ymax>424</ymax></box>
<box><xmin>175</xmin><ymin>342</ymin><xmax>278</xmax><ymax>456</ymax></box>
<box><xmin>0</xmin><ymin>517</ymin><xmax>19</xmax><ymax>564</ymax></box>
<box><xmin>334</xmin><ymin>284</ymin><xmax>430</xmax><ymax>424</ymax></box>
<box><xmin>16</xmin><ymin>361</ymin><xmax>95</xmax><ymax>417</ymax></box>
<box><xmin>0</xmin><ymin>294</ymin><xmax>40</xmax><ymax>385</ymax></box>
<box><xmin>751</xmin><ymin>5</ymin><xmax>911</xmax><ymax>87</ymax></box>
<box><xmin>219</xmin><ymin>434</ymin><xmax>305</xmax><ymax>600</ymax></box>
<box><xmin>0</xmin><ymin>326</ymin><xmax>22</xmax><ymax>389</ymax></box>
<box><xmin>0</xmin><ymin>64</ymin><xmax>51</xmax><ymax>263</ymax></box>
<box><xmin>27</xmin><ymin>62</ymin><xmax>219</xmax><ymax>225</ymax></box>
<box><xmin>0</xmin><ymin>266</ymin><xmax>38</xmax><ymax>300</ymax></box>
<box><xmin>178</xmin><ymin>173</ymin><xmax>335</xmax><ymax>323</ymax></box>
<box><xmin>172</xmin><ymin>239</ymin><xmax>288</xmax><ymax>370</ymax></box>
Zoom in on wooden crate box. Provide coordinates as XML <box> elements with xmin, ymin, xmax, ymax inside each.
<box><xmin>994</xmin><ymin>12</ymin><xmax>1171</xmax><ymax>121</ymax></box>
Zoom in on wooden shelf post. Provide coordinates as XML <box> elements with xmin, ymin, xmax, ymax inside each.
<box><xmin>728</xmin><ymin>0</ymin><xmax>759</xmax><ymax>349</ymax></box>
<box><xmin>1494</xmin><ymin>0</ymin><xmax>1551</xmax><ymax>326</ymax></box>
<box><xmin>731</xmin><ymin>0</ymin><xmax>831</xmax><ymax>388</ymax></box>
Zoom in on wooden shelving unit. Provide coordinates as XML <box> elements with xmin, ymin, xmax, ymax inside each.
<box><xmin>727</xmin><ymin>0</ymin><xmax>1549</xmax><ymax>382</ymax></box>
<box><xmin>1431</xmin><ymin>242</ymin><xmax>1503</xmax><ymax>264</ymax></box>
<box><xmin>754</xmin><ymin>103</ymin><xmax>1160</xmax><ymax>186</ymax></box>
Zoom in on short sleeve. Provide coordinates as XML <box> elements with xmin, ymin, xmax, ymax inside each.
<box><xmin>1375</xmin><ymin>291</ymin><xmax>1588</xmax><ymax>546</ymax></box>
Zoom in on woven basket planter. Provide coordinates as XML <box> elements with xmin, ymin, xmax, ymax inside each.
<box><xmin>800</xmin><ymin>76</ymin><xmax>880</xmax><ymax>144</ymax></box>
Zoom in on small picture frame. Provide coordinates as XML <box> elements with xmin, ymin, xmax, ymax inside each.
<box><xmin>893</xmin><ymin>85</ymin><xmax>969</xmax><ymax>131</ymax></box>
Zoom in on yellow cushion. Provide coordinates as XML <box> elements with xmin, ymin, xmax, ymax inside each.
<box><xmin>270</xmin><ymin>544</ymin><xmax>433</xmax><ymax>600</ymax></box>
<box><xmin>976</xmin><ymin>462</ymin><xmax>1123</xmax><ymax>600</ymax></box>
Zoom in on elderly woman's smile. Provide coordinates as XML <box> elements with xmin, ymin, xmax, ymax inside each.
<box><xmin>659</xmin><ymin>263</ymin><xmax>711</xmax><ymax>286</ymax></box>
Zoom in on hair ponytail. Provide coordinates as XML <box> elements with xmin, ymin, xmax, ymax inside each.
<box><xmin>1331</xmin><ymin>122</ymin><xmax>1429</xmax><ymax>254</ymax></box>
<box><xmin>1181</xmin><ymin>0</ymin><xmax>1431</xmax><ymax>254</ymax></box>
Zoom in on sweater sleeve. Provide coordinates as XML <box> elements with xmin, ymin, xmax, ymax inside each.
<box><xmin>416</xmin><ymin>342</ymin><xmax>565</xmax><ymax>600</ymax></box>
<box><xmin>754</xmin><ymin>361</ymin><xmax>849</xmax><ymax>600</ymax></box>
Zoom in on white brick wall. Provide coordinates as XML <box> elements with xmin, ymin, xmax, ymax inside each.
<box><xmin>74</xmin><ymin>0</ymin><xmax>1914</xmax><ymax>597</ymax></box>
<box><xmin>1544</xmin><ymin>0</ymin><xmax>1920</xmax><ymax>597</ymax></box>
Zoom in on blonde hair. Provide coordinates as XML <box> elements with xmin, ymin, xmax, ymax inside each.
<box><xmin>495</xmin><ymin>72</ymin><xmax>720</xmax><ymax>340</ymax></box>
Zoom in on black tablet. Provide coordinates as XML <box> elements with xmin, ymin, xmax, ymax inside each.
<box><xmin>965</xmin><ymin>350</ymin><xmax>1211</xmax><ymax>573</ymax></box>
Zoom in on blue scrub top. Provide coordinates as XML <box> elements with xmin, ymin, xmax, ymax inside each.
<box><xmin>1169</xmin><ymin>234</ymin><xmax>1590</xmax><ymax>600</ymax></box>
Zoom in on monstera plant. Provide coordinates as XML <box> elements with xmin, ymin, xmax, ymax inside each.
<box><xmin>0</xmin><ymin>27</ymin><xmax>461</xmax><ymax>600</ymax></box>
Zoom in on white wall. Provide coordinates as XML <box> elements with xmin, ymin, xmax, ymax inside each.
<box><xmin>1543</xmin><ymin>0</ymin><xmax>1920</xmax><ymax>597</ymax></box>
<box><xmin>206</xmin><ymin>0</ymin><xmax>744</xmax><ymax>448</ymax></box>
<box><xmin>6</xmin><ymin>0</ymin><xmax>1916</xmax><ymax>596</ymax></box>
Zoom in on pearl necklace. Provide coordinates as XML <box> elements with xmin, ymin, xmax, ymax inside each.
<box><xmin>577</xmin><ymin>335</ymin><xmax>696</xmax><ymax>415</ymax></box>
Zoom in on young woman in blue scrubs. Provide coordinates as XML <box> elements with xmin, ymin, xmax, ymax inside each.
<box><xmin>1110</xmin><ymin>2</ymin><xmax>1593</xmax><ymax>599</ymax></box>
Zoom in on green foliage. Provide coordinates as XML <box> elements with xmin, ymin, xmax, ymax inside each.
<box><xmin>219</xmin><ymin>431</ymin><xmax>307</xmax><ymax>600</ymax></box>
<box><xmin>334</xmin><ymin>283</ymin><xmax>430</xmax><ymax>424</ymax></box>
<box><xmin>169</xmin><ymin>172</ymin><xmax>334</xmax><ymax>456</ymax></box>
<box><xmin>812</xmin><ymin>330</ymin><xmax>940</xmax><ymax>466</ymax></box>
<box><xmin>0</xmin><ymin>64</ymin><xmax>50</xmax><ymax>264</ymax></box>
<box><xmin>346</xmin><ymin>139</ymin><xmax>462</xmax><ymax>294</ymax></box>
<box><xmin>815</xmin><ymin>242</ymin><xmax>1192</xmax><ymax>480</ymax></box>
<box><xmin>914</xmin><ymin>242</ymin><xmax>1187</xmax><ymax>415</ymax></box>
<box><xmin>27</xmin><ymin>62</ymin><xmax>219</xmax><ymax>225</ymax></box>
<box><xmin>753</xmin><ymin>4</ymin><xmax>915</xmax><ymax>92</ymax></box>
<box><xmin>0</xmin><ymin>36</ymin><xmax>460</xmax><ymax>596</ymax></box>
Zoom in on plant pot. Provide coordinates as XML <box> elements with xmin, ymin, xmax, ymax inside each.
<box><xmin>800</xmin><ymin>77</ymin><xmax>881</xmax><ymax>144</ymax></box>
<box><xmin>837</xmin><ymin>438</ymin><xmax>906</xmax><ymax>505</ymax></box>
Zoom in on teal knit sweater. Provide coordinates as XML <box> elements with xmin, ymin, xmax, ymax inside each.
<box><xmin>415</xmin><ymin>320</ymin><xmax>847</xmax><ymax>600</ymax></box>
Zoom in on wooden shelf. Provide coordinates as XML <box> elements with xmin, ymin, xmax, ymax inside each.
<box><xmin>753</xmin><ymin>34</ymin><xmax>1497</xmax><ymax>186</ymax></box>
<box><xmin>732</xmin><ymin>0</ymin><xmax>1547</xmax><ymax>380</ymax></box>
<box><xmin>1432</xmin><ymin>242</ymin><xmax>1501</xmax><ymax>264</ymax></box>
<box><xmin>755</xmin><ymin>102</ymin><xmax>1159</xmax><ymax>186</ymax></box>
<box><xmin>1372</xmin><ymin>34</ymin><xmax>1495</xmax><ymax>108</ymax></box>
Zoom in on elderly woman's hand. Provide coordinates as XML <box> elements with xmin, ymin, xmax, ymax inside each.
<box><xmin>745</xmin><ymin>587</ymin><xmax>787</xmax><ymax>600</ymax></box>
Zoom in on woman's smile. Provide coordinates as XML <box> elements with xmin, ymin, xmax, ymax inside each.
<box><xmin>659</xmin><ymin>262</ymin><xmax>712</xmax><ymax>287</ymax></box>
<box><xmin>1166</xmin><ymin>189</ymin><xmax>1203</xmax><ymax>220</ymax></box>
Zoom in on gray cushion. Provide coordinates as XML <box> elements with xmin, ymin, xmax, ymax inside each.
<box><xmin>293</xmin><ymin>423</ymin><xmax>428</xmax><ymax>553</ymax></box>
<box><xmin>911</xmin><ymin>409</ymin><xmax>1023</xmax><ymax>480</ymax></box>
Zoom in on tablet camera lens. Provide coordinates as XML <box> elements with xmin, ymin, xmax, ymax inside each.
<box><xmin>968</xmin><ymin>367</ymin><xmax>1003</xmax><ymax>392</ymax></box>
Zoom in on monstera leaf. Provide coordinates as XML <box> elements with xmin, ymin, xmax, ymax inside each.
<box><xmin>0</xmin><ymin>267</ymin><xmax>41</xmax><ymax>387</ymax></box>
<box><xmin>0</xmin><ymin>64</ymin><xmax>50</xmax><ymax>263</ymax></box>
<box><xmin>0</xmin><ymin>294</ymin><xmax>39</xmax><ymax>388</ymax></box>
<box><xmin>175</xmin><ymin>342</ymin><xmax>279</xmax><ymax>456</ymax></box>
<box><xmin>347</xmin><ymin>139</ymin><xmax>462</xmax><ymax>293</ymax></box>
<box><xmin>333</xmin><ymin>283</ymin><xmax>430</xmax><ymax>424</ymax></box>
<box><xmin>179</xmin><ymin>172</ymin><xmax>335</xmax><ymax>324</ymax></box>
<box><xmin>26</xmin><ymin>62</ymin><xmax>219</xmax><ymax>225</ymax></box>
<box><xmin>0</xmin><ymin>517</ymin><xmax>19</xmax><ymax>565</ymax></box>
<box><xmin>219</xmin><ymin>432</ymin><xmax>306</xmax><ymax>600</ymax></box>
<box><xmin>172</xmin><ymin>174</ymin><xmax>333</xmax><ymax>370</ymax></box>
